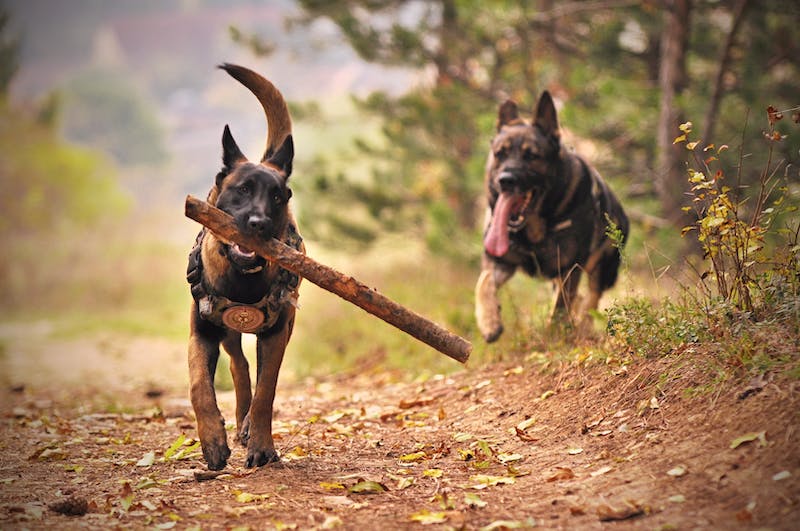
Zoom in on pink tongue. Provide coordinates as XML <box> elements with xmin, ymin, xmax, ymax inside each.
<box><xmin>484</xmin><ymin>194</ymin><xmax>515</xmax><ymax>257</ymax></box>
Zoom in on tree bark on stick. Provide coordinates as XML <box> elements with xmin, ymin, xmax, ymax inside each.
<box><xmin>185</xmin><ymin>195</ymin><xmax>472</xmax><ymax>364</ymax></box>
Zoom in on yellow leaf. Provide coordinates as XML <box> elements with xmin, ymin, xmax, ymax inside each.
<box><xmin>686</xmin><ymin>141</ymin><xmax>699</xmax><ymax>150</ymax></box>
<box><xmin>498</xmin><ymin>453</ymin><xmax>523</xmax><ymax>464</ymax></box>
<box><xmin>423</xmin><ymin>468</ymin><xmax>443</xmax><ymax>478</ymax></box>
<box><xmin>399</xmin><ymin>451</ymin><xmax>427</xmax><ymax>462</ymax></box>
<box><xmin>679</xmin><ymin>121</ymin><xmax>693</xmax><ymax>133</ymax></box>
<box><xmin>319</xmin><ymin>482</ymin><xmax>345</xmax><ymax>491</ymax></box>
<box><xmin>283</xmin><ymin>446</ymin><xmax>308</xmax><ymax>460</ymax></box>
<box><xmin>672</xmin><ymin>134</ymin><xmax>687</xmax><ymax>144</ymax></box>
<box><xmin>469</xmin><ymin>474</ymin><xmax>516</xmax><ymax>489</ymax></box>
<box><xmin>516</xmin><ymin>417</ymin><xmax>537</xmax><ymax>431</ymax></box>
<box><xmin>235</xmin><ymin>490</ymin><xmax>269</xmax><ymax>503</ymax></box>
<box><xmin>453</xmin><ymin>432</ymin><xmax>473</xmax><ymax>442</ymax></box>
<box><xmin>730</xmin><ymin>431</ymin><xmax>767</xmax><ymax>449</ymax></box>
<box><xmin>397</xmin><ymin>477</ymin><xmax>415</xmax><ymax>490</ymax></box>
<box><xmin>409</xmin><ymin>509</ymin><xmax>448</xmax><ymax>525</ymax></box>
<box><xmin>464</xmin><ymin>492</ymin><xmax>488</xmax><ymax>508</ymax></box>
<box><xmin>348</xmin><ymin>480</ymin><xmax>387</xmax><ymax>494</ymax></box>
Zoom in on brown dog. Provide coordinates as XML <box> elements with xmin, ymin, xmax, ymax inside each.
<box><xmin>475</xmin><ymin>92</ymin><xmax>628</xmax><ymax>342</ymax></box>
<box><xmin>186</xmin><ymin>64</ymin><xmax>303</xmax><ymax>470</ymax></box>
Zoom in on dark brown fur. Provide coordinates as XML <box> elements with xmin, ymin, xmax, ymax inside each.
<box><xmin>188</xmin><ymin>64</ymin><xmax>302</xmax><ymax>470</ymax></box>
<box><xmin>475</xmin><ymin>92</ymin><xmax>629</xmax><ymax>342</ymax></box>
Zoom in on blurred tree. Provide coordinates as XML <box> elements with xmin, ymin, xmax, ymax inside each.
<box><xmin>62</xmin><ymin>67</ymin><xmax>167</xmax><ymax>166</ymax></box>
<box><xmin>0</xmin><ymin>10</ymin><xmax>19</xmax><ymax>95</ymax></box>
<box><xmin>266</xmin><ymin>1</ymin><xmax>798</xmax><ymax>258</ymax></box>
<box><xmin>0</xmin><ymin>17</ymin><xmax>130</xmax><ymax>309</ymax></box>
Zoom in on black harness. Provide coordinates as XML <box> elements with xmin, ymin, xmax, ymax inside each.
<box><xmin>186</xmin><ymin>224</ymin><xmax>303</xmax><ymax>334</ymax></box>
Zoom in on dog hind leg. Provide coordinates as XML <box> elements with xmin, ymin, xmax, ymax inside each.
<box><xmin>221</xmin><ymin>332</ymin><xmax>252</xmax><ymax>446</ymax></box>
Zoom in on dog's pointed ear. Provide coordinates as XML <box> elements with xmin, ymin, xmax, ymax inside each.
<box><xmin>497</xmin><ymin>100</ymin><xmax>520</xmax><ymax>131</ymax></box>
<box><xmin>264</xmin><ymin>134</ymin><xmax>294</xmax><ymax>178</ymax></box>
<box><xmin>534</xmin><ymin>91</ymin><xmax>560</xmax><ymax>140</ymax></box>
<box><xmin>216</xmin><ymin>125</ymin><xmax>246</xmax><ymax>190</ymax></box>
<box><xmin>222</xmin><ymin>125</ymin><xmax>246</xmax><ymax>170</ymax></box>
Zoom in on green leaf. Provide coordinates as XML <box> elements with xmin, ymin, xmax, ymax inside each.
<box><xmin>164</xmin><ymin>434</ymin><xmax>187</xmax><ymax>460</ymax></box>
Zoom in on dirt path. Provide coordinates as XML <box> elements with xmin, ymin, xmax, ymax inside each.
<box><xmin>1</xmin><ymin>335</ymin><xmax>798</xmax><ymax>530</ymax></box>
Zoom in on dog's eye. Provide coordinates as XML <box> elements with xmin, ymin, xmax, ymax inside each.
<box><xmin>272</xmin><ymin>192</ymin><xmax>283</xmax><ymax>204</ymax></box>
<box><xmin>238</xmin><ymin>183</ymin><xmax>252</xmax><ymax>195</ymax></box>
<box><xmin>522</xmin><ymin>148</ymin><xmax>539</xmax><ymax>161</ymax></box>
<box><xmin>494</xmin><ymin>147</ymin><xmax>508</xmax><ymax>160</ymax></box>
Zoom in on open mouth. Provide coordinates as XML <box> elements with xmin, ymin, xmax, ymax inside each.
<box><xmin>484</xmin><ymin>190</ymin><xmax>533</xmax><ymax>257</ymax></box>
<box><xmin>226</xmin><ymin>243</ymin><xmax>264</xmax><ymax>270</ymax></box>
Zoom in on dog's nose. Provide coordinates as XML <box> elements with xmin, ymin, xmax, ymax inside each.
<box><xmin>498</xmin><ymin>172</ymin><xmax>518</xmax><ymax>192</ymax></box>
<box><xmin>247</xmin><ymin>214</ymin><xmax>271</xmax><ymax>236</ymax></box>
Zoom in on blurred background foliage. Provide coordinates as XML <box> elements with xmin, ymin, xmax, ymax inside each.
<box><xmin>0</xmin><ymin>1</ymin><xmax>797</xmax><ymax>382</ymax></box>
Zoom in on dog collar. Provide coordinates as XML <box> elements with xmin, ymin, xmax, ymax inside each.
<box><xmin>186</xmin><ymin>225</ymin><xmax>302</xmax><ymax>334</ymax></box>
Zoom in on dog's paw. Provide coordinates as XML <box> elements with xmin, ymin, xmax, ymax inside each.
<box><xmin>237</xmin><ymin>415</ymin><xmax>251</xmax><ymax>447</ymax></box>
<box><xmin>245</xmin><ymin>447</ymin><xmax>280</xmax><ymax>468</ymax></box>
<box><xmin>482</xmin><ymin>324</ymin><xmax>504</xmax><ymax>343</ymax></box>
<box><xmin>202</xmin><ymin>441</ymin><xmax>231</xmax><ymax>471</ymax></box>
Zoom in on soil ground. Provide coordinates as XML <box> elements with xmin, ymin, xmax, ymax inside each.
<box><xmin>1</xmin><ymin>331</ymin><xmax>798</xmax><ymax>530</ymax></box>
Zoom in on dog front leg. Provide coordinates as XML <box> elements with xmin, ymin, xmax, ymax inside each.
<box><xmin>475</xmin><ymin>258</ymin><xmax>515</xmax><ymax>343</ymax></box>
<box><xmin>245</xmin><ymin>314</ymin><xmax>293</xmax><ymax>468</ymax></box>
<box><xmin>188</xmin><ymin>332</ymin><xmax>230</xmax><ymax>471</ymax></box>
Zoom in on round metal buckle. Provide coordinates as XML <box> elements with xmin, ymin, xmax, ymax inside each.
<box><xmin>222</xmin><ymin>305</ymin><xmax>265</xmax><ymax>333</ymax></box>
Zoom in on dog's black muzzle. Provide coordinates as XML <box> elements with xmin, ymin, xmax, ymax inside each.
<box><xmin>497</xmin><ymin>167</ymin><xmax>531</xmax><ymax>194</ymax></box>
<box><xmin>242</xmin><ymin>213</ymin><xmax>274</xmax><ymax>240</ymax></box>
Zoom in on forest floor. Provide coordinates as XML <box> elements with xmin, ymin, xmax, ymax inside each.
<box><xmin>1</xmin><ymin>329</ymin><xmax>798</xmax><ymax>530</ymax></box>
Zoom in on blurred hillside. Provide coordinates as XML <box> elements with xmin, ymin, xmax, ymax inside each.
<box><xmin>5</xmin><ymin>0</ymin><xmax>416</xmax><ymax>203</ymax></box>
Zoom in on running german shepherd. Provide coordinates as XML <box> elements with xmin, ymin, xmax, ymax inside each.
<box><xmin>186</xmin><ymin>64</ymin><xmax>303</xmax><ymax>470</ymax></box>
<box><xmin>475</xmin><ymin>92</ymin><xmax>629</xmax><ymax>342</ymax></box>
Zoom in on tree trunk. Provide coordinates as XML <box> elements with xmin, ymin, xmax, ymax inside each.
<box><xmin>655</xmin><ymin>0</ymin><xmax>692</xmax><ymax>224</ymax></box>
<box><xmin>701</xmin><ymin>0</ymin><xmax>750</xmax><ymax>148</ymax></box>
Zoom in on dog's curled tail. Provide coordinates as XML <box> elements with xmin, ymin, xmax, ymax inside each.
<box><xmin>218</xmin><ymin>63</ymin><xmax>291</xmax><ymax>163</ymax></box>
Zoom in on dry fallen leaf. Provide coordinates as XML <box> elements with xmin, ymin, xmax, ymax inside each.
<box><xmin>399</xmin><ymin>397</ymin><xmax>436</xmax><ymax>409</ymax></box>
<box><xmin>464</xmin><ymin>492</ymin><xmax>487</xmax><ymax>508</ymax></box>
<box><xmin>596</xmin><ymin>500</ymin><xmax>646</xmax><ymax>521</ymax></box>
<box><xmin>399</xmin><ymin>451</ymin><xmax>427</xmax><ymax>462</ymax></box>
<box><xmin>730</xmin><ymin>431</ymin><xmax>767</xmax><ymax>449</ymax></box>
<box><xmin>348</xmin><ymin>481</ymin><xmax>387</xmax><ymax>494</ymax></box>
<box><xmin>546</xmin><ymin>467</ymin><xmax>575</xmax><ymax>482</ymax></box>
<box><xmin>772</xmin><ymin>470</ymin><xmax>791</xmax><ymax>481</ymax></box>
<box><xmin>409</xmin><ymin>509</ymin><xmax>448</xmax><ymax>525</ymax></box>
<box><xmin>667</xmin><ymin>465</ymin><xmax>687</xmax><ymax>477</ymax></box>
<box><xmin>469</xmin><ymin>474</ymin><xmax>515</xmax><ymax>489</ymax></box>
<box><xmin>590</xmin><ymin>465</ymin><xmax>613</xmax><ymax>477</ymax></box>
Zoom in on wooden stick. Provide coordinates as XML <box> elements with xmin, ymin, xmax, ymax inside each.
<box><xmin>185</xmin><ymin>195</ymin><xmax>472</xmax><ymax>364</ymax></box>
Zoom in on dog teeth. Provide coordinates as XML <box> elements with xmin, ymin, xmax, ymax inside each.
<box><xmin>234</xmin><ymin>244</ymin><xmax>256</xmax><ymax>258</ymax></box>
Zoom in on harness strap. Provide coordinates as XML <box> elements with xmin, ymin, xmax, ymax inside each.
<box><xmin>186</xmin><ymin>224</ymin><xmax>302</xmax><ymax>334</ymax></box>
